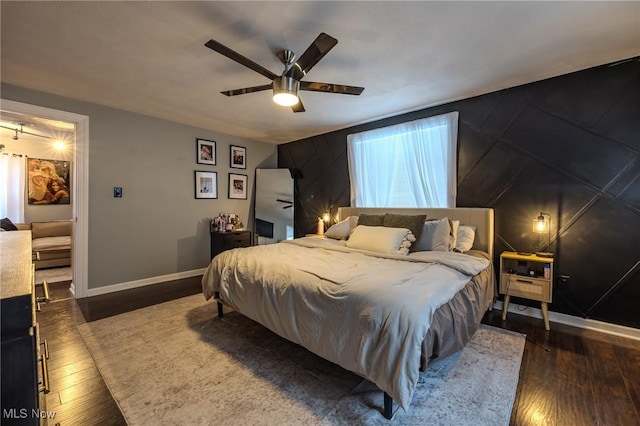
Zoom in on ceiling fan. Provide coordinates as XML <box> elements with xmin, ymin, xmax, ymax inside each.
<box><xmin>204</xmin><ymin>33</ymin><xmax>364</xmax><ymax>113</ymax></box>
<box><xmin>276</xmin><ymin>198</ymin><xmax>293</xmax><ymax>209</ymax></box>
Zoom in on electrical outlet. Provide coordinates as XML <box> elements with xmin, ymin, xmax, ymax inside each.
<box><xmin>114</xmin><ymin>187</ymin><xmax>123</xmax><ymax>198</ymax></box>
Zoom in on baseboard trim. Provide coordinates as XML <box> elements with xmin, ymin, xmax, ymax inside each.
<box><xmin>85</xmin><ymin>269</ymin><xmax>206</xmax><ymax>298</ymax></box>
<box><xmin>493</xmin><ymin>300</ymin><xmax>640</xmax><ymax>342</ymax></box>
<box><xmin>79</xmin><ymin>274</ymin><xmax>639</xmax><ymax>341</ymax></box>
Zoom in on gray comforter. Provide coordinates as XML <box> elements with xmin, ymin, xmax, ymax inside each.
<box><xmin>201</xmin><ymin>237</ymin><xmax>490</xmax><ymax>409</ymax></box>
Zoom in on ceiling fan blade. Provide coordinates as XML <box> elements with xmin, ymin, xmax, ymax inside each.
<box><xmin>291</xmin><ymin>99</ymin><xmax>305</xmax><ymax>113</ymax></box>
<box><xmin>205</xmin><ymin>39</ymin><xmax>278</xmax><ymax>81</ymax></box>
<box><xmin>221</xmin><ymin>84</ymin><xmax>272</xmax><ymax>97</ymax></box>
<box><xmin>286</xmin><ymin>33</ymin><xmax>338</xmax><ymax>81</ymax></box>
<box><xmin>300</xmin><ymin>81</ymin><xmax>364</xmax><ymax>95</ymax></box>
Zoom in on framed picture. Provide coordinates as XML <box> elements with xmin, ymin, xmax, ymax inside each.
<box><xmin>195</xmin><ymin>171</ymin><xmax>217</xmax><ymax>199</ymax></box>
<box><xmin>228</xmin><ymin>173</ymin><xmax>248</xmax><ymax>199</ymax></box>
<box><xmin>197</xmin><ymin>138</ymin><xmax>216</xmax><ymax>165</ymax></box>
<box><xmin>27</xmin><ymin>158</ymin><xmax>72</xmax><ymax>205</ymax></box>
<box><xmin>230</xmin><ymin>145</ymin><xmax>246</xmax><ymax>169</ymax></box>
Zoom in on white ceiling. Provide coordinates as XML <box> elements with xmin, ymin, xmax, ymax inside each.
<box><xmin>1</xmin><ymin>1</ymin><xmax>638</xmax><ymax>145</ymax></box>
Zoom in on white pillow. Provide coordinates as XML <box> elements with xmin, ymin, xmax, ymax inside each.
<box><xmin>346</xmin><ymin>225</ymin><xmax>415</xmax><ymax>255</ymax></box>
<box><xmin>450</xmin><ymin>220</ymin><xmax>459</xmax><ymax>250</ymax></box>
<box><xmin>417</xmin><ymin>217</ymin><xmax>452</xmax><ymax>251</ymax></box>
<box><xmin>454</xmin><ymin>225</ymin><xmax>476</xmax><ymax>253</ymax></box>
<box><xmin>325</xmin><ymin>216</ymin><xmax>357</xmax><ymax>240</ymax></box>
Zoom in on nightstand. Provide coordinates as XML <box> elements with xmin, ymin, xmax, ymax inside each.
<box><xmin>499</xmin><ymin>251</ymin><xmax>554</xmax><ymax>330</ymax></box>
<box><xmin>210</xmin><ymin>230</ymin><xmax>252</xmax><ymax>260</ymax></box>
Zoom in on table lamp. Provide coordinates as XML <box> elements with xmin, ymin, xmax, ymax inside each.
<box><xmin>533</xmin><ymin>212</ymin><xmax>553</xmax><ymax>257</ymax></box>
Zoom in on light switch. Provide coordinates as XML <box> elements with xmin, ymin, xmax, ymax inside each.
<box><xmin>114</xmin><ymin>187</ymin><xmax>123</xmax><ymax>198</ymax></box>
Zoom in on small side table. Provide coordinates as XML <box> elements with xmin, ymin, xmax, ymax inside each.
<box><xmin>499</xmin><ymin>251</ymin><xmax>554</xmax><ymax>330</ymax></box>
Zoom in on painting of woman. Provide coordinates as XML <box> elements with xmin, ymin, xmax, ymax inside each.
<box><xmin>27</xmin><ymin>158</ymin><xmax>71</xmax><ymax>205</ymax></box>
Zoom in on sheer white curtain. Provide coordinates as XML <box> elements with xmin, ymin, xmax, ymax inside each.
<box><xmin>347</xmin><ymin>111</ymin><xmax>459</xmax><ymax>208</ymax></box>
<box><xmin>0</xmin><ymin>154</ymin><xmax>26</xmax><ymax>222</ymax></box>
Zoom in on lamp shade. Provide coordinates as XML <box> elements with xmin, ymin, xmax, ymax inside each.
<box><xmin>533</xmin><ymin>214</ymin><xmax>548</xmax><ymax>233</ymax></box>
<box><xmin>273</xmin><ymin>76</ymin><xmax>300</xmax><ymax>106</ymax></box>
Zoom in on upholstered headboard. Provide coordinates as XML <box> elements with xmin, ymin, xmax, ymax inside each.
<box><xmin>337</xmin><ymin>207</ymin><xmax>494</xmax><ymax>261</ymax></box>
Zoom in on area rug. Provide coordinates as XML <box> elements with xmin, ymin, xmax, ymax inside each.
<box><xmin>78</xmin><ymin>294</ymin><xmax>525</xmax><ymax>426</ymax></box>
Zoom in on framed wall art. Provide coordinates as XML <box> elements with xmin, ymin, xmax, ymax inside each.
<box><xmin>27</xmin><ymin>157</ymin><xmax>72</xmax><ymax>205</ymax></box>
<box><xmin>230</xmin><ymin>145</ymin><xmax>246</xmax><ymax>169</ymax></box>
<box><xmin>228</xmin><ymin>173</ymin><xmax>248</xmax><ymax>199</ymax></box>
<box><xmin>195</xmin><ymin>171</ymin><xmax>218</xmax><ymax>199</ymax></box>
<box><xmin>197</xmin><ymin>138</ymin><xmax>216</xmax><ymax>165</ymax></box>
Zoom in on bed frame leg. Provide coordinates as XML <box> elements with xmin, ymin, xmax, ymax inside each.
<box><xmin>383</xmin><ymin>392</ymin><xmax>393</xmax><ymax>419</ymax></box>
<box><xmin>214</xmin><ymin>292</ymin><xmax>223</xmax><ymax>317</ymax></box>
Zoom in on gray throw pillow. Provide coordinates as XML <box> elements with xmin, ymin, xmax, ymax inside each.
<box><xmin>0</xmin><ymin>217</ymin><xmax>18</xmax><ymax>231</ymax></box>
<box><xmin>358</xmin><ymin>213</ymin><xmax>385</xmax><ymax>227</ymax></box>
<box><xmin>383</xmin><ymin>214</ymin><xmax>426</xmax><ymax>252</ymax></box>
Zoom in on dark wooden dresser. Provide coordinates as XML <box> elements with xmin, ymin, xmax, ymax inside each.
<box><xmin>210</xmin><ymin>230</ymin><xmax>252</xmax><ymax>260</ymax></box>
<box><xmin>1</xmin><ymin>231</ymin><xmax>48</xmax><ymax>425</ymax></box>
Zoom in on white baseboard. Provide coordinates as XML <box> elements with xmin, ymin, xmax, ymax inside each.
<box><xmin>493</xmin><ymin>300</ymin><xmax>640</xmax><ymax>342</ymax></box>
<box><xmin>77</xmin><ymin>273</ymin><xmax>639</xmax><ymax>342</ymax></box>
<box><xmin>85</xmin><ymin>268</ymin><xmax>206</xmax><ymax>298</ymax></box>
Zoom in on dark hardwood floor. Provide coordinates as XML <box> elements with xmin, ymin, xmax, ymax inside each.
<box><xmin>36</xmin><ymin>276</ymin><xmax>202</xmax><ymax>426</ymax></box>
<box><xmin>37</xmin><ymin>277</ymin><xmax>639</xmax><ymax>425</ymax></box>
<box><xmin>483</xmin><ymin>310</ymin><xmax>640</xmax><ymax>426</ymax></box>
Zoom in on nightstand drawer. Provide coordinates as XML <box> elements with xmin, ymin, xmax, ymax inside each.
<box><xmin>222</xmin><ymin>232</ymin><xmax>251</xmax><ymax>248</ymax></box>
<box><xmin>500</xmin><ymin>274</ymin><xmax>551</xmax><ymax>302</ymax></box>
<box><xmin>210</xmin><ymin>230</ymin><xmax>252</xmax><ymax>259</ymax></box>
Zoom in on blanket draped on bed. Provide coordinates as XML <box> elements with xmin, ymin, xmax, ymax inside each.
<box><xmin>201</xmin><ymin>237</ymin><xmax>489</xmax><ymax>410</ymax></box>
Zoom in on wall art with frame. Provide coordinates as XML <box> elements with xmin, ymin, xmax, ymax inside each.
<box><xmin>230</xmin><ymin>145</ymin><xmax>246</xmax><ymax>169</ymax></box>
<box><xmin>195</xmin><ymin>170</ymin><xmax>217</xmax><ymax>199</ymax></box>
<box><xmin>27</xmin><ymin>157</ymin><xmax>71</xmax><ymax>205</ymax></box>
<box><xmin>197</xmin><ymin>138</ymin><xmax>216</xmax><ymax>165</ymax></box>
<box><xmin>228</xmin><ymin>173</ymin><xmax>248</xmax><ymax>199</ymax></box>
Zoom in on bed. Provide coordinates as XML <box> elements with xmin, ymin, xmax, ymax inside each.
<box><xmin>201</xmin><ymin>207</ymin><xmax>495</xmax><ymax>419</ymax></box>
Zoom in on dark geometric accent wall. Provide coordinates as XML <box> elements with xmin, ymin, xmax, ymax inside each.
<box><xmin>279</xmin><ymin>57</ymin><xmax>640</xmax><ymax>329</ymax></box>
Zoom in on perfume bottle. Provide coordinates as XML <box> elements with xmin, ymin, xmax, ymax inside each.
<box><xmin>543</xmin><ymin>263</ymin><xmax>550</xmax><ymax>279</ymax></box>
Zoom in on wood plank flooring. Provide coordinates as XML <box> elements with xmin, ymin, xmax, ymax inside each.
<box><xmin>483</xmin><ymin>311</ymin><xmax>640</xmax><ymax>426</ymax></box>
<box><xmin>36</xmin><ymin>277</ymin><xmax>640</xmax><ymax>425</ymax></box>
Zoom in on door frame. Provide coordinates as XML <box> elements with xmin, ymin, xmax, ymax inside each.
<box><xmin>1</xmin><ymin>98</ymin><xmax>90</xmax><ymax>298</ymax></box>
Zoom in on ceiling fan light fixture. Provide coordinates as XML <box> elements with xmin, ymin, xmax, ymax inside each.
<box><xmin>206</xmin><ymin>33</ymin><xmax>362</xmax><ymax>112</ymax></box>
<box><xmin>273</xmin><ymin>76</ymin><xmax>300</xmax><ymax>107</ymax></box>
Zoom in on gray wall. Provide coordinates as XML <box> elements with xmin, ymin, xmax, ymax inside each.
<box><xmin>1</xmin><ymin>83</ymin><xmax>277</xmax><ymax>290</ymax></box>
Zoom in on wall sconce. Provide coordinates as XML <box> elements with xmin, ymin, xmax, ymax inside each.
<box><xmin>533</xmin><ymin>212</ymin><xmax>553</xmax><ymax>257</ymax></box>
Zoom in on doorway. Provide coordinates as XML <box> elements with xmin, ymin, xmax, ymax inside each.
<box><xmin>0</xmin><ymin>98</ymin><xmax>89</xmax><ymax>298</ymax></box>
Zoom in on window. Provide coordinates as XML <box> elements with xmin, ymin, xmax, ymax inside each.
<box><xmin>0</xmin><ymin>153</ymin><xmax>26</xmax><ymax>222</ymax></box>
<box><xmin>347</xmin><ymin>111</ymin><xmax>458</xmax><ymax>208</ymax></box>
